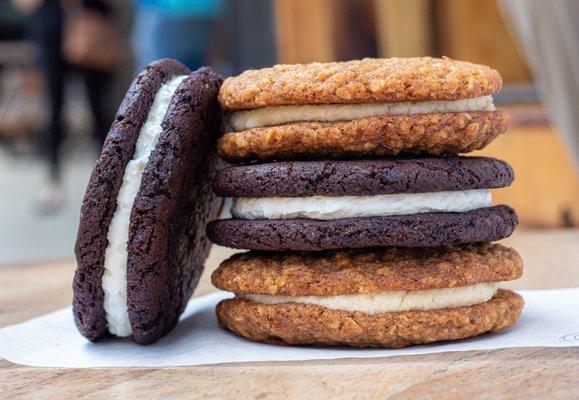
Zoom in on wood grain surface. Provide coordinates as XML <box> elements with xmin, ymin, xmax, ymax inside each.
<box><xmin>1</xmin><ymin>230</ymin><xmax>578</xmax><ymax>399</ymax></box>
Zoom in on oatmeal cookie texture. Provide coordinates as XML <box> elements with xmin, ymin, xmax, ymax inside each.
<box><xmin>216</xmin><ymin>289</ymin><xmax>523</xmax><ymax>348</ymax></box>
<box><xmin>219</xmin><ymin>57</ymin><xmax>502</xmax><ymax>110</ymax></box>
<box><xmin>217</xmin><ymin>111</ymin><xmax>507</xmax><ymax>162</ymax></box>
<box><xmin>211</xmin><ymin>244</ymin><xmax>523</xmax><ymax>296</ymax></box>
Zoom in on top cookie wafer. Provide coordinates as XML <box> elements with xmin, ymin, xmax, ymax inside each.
<box><xmin>219</xmin><ymin>57</ymin><xmax>502</xmax><ymax>110</ymax></box>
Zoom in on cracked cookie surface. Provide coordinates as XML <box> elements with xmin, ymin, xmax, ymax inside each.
<box><xmin>73</xmin><ymin>59</ymin><xmax>191</xmax><ymax>343</ymax></box>
<box><xmin>213</xmin><ymin>156</ymin><xmax>514</xmax><ymax>198</ymax></box>
<box><xmin>207</xmin><ymin>205</ymin><xmax>518</xmax><ymax>251</ymax></box>
<box><xmin>219</xmin><ymin>57</ymin><xmax>502</xmax><ymax>110</ymax></box>
<box><xmin>212</xmin><ymin>244</ymin><xmax>523</xmax><ymax>296</ymax></box>
<box><xmin>126</xmin><ymin>68</ymin><xmax>224</xmax><ymax>344</ymax></box>
<box><xmin>218</xmin><ymin>111</ymin><xmax>507</xmax><ymax>162</ymax></box>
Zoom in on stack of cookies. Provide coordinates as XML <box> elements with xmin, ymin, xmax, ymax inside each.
<box><xmin>208</xmin><ymin>57</ymin><xmax>524</xmax><ymax>348</ymax></box>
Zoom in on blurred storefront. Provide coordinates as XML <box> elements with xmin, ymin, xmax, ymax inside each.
<box><xmin>0</xmin><ymin>0</ymin><xmax>577</xmax><ymax>265</ymax></box>
<box><xmin>273</xmin><ymin>0</ymin><xmax>579</xmax><ymax>228</ymax></box>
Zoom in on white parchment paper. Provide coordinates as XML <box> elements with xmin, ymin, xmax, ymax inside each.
<box><xmin>0</xmin><ymin>288</ymin><xmax>577</xmax><ymax>368</ymax></box>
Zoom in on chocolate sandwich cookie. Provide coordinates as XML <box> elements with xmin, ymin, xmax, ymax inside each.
<box><xmin>207</xmin><ymin>206</ymin><xmax>517</xmax><ymax>251</ymax></box>
<box><xmin>213</xmin><ymin>244</ymin><xmax>524</xmax><ymax>347</ymax></box>
<box><xmin>217</xmin><ymin>57</ymin><xmax>508</xmax><ymax>162</ymax></box>
<box><xmin>73</xmin><ymin>59</ymin><xmax>224</xmax><ymax>344</ymax></box>
<box><xmin>213</xmin><ymin>156</ymin><xmax>514</xmax><ymax>198</ymax></box>
<box><xmin>207</xmin><ymin>156</ymin><xmax>517</xmax><ymax>251</ymax></box>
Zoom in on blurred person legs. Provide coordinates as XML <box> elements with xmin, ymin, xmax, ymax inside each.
<box><xmin>64</xmin><ymin>0</ymin><xmax>116</xmax><ymax>150</ymax></box>
<box><xmin>82</xmin><ymin>67</ymin><xmax>111</xmax><ymax>146</ymax></box>
<box><xmin>27</xmin><ymin>0</ymin><xmax>65</xmax><ymax>214</ymax></box>
<box><xmin>27</xmin><ymin>0</ymin><xmax>115</xmax><ymax>214</ymax></box>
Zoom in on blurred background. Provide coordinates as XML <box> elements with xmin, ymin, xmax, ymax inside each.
<box><xmin>0</xmin><ymin>0</ymin><xmax>577</xmax><ymax>266</ymax></box>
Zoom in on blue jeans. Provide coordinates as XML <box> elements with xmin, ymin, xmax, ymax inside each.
<box><xmin>131</xmin><ymin>7</ymin><xmax>215</xmax><ymax>71</ymax></box>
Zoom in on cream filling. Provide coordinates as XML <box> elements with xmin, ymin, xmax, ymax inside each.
<box><xmin>101</xmin><ymin>75</ymin><xmax>187</xmax><ymax>337</ymax></box>
<box><xmin>242</xmin><ymin>283</ymin><xmax>499</xmax><ymax>315</ymax></box>
<box><xmin>231</xmin><ymin>189</ymin><xmax>492</xmax><ymax>220</ymax></box>
<box><xmin>230</xmin><ymin>95</ymin><xmax>495</xmax><ymax>131</ymax></box>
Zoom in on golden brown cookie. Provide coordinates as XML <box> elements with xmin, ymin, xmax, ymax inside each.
<box><xmin>217</xmin><ymin>111</ymin><xmax>507</xmax><ymax>162</ymax></box>
<box><xmin>216</xmin><ymin>289</ymin><xmax>523</xmax><ymax>348</ymax></box>
<box><xmin>219</xmin><ymin>57</ymin><xmax>502</xmax><ymax>110</ymax></box>
<box><xmin>212</xmin><ymin>244</ymin><xmax>523</xmax><ymax>296</ymax></box>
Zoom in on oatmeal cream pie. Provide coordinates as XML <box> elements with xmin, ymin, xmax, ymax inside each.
<box><xmin>213</xmin><ymin>244</ymin><xmax>524</xmax><ymax>348</ymax></box>
<box><xmin>73</xmin><ymin>59</ymin><xmax>224</xmax><ymax>344</ymax></box>
<box><xmin>207</xmin><ymin>156</ymin><xmax>517</xmax><ymax>251</ymax></box>
<box><xmin>217</xmin><ymin>57</ymin><xmax>508</xmax><ymax>162</ymax></box>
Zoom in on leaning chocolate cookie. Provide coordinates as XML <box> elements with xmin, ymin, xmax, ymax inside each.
<box><xmin>73</xmin><ymin>59</ymin><xmax>224</xmax><ymax>344</ymax></box>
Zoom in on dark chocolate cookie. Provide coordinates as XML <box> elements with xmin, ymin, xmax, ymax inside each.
<box><xmin>73</xmin><ymin>59</ymin><xmax>190</xmax><ymax>342</ymax></box>
<box><xmin>206</xmin><ymin>205</ymin><xmax>517</xmax><ymax>251</ymax></box>
<box><xmin>213</xmin><ymin>157</ymin><xmax>514</xmax><ymax>197</ymax></box>
<box><xmin>73</xmin><ymin>60</ymin><xmax>224</xmax><ymax>344</ymax></box>
<box><xmin>126</xmin><ymin>67</ymin><xmax>224</xmax><ymax>344</ymax></box>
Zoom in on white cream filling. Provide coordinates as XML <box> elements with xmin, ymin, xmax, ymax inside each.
<box><xmin>101</xmin><ymin>75</ymin><xmax>187</xmax><ymax>337</ymax></box>
<box><xmin>231</xmin><ymin>189</ymin><xmax>492</xmax><ymax>220</ymax></box>
<box><xmin>242</xmin><ymin>283</ymin><xmax>499</xmax><ymax>314</ymax></box>
<box><xmin>230</xmin><ymin>95</ymin><xmax>495</xmax><ymax>131</ymax></box>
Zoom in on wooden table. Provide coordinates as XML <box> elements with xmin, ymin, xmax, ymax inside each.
<box><xmin>1</xmin><ymin>230</ymin><xmax>578</xmax><ymax>399</ymax></box>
